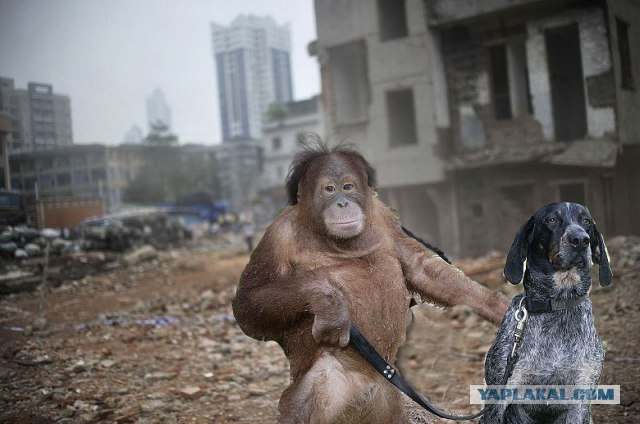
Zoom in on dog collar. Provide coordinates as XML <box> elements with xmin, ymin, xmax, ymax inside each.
<box><xmin>524</xmin><ymin>295</ymin><xmax>587</xmax><ymax>314</ymax></box>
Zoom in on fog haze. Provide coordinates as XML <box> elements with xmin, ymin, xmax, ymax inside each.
<box><xmin>0</xmin><ymin>0</ymin><xmax>319</xmax><ymax>144</ymax></box>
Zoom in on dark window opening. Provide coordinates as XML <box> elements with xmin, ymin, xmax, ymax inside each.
<box><xmin>545</xmin><ymin>23</ymin><xmax>587</xmax><ymax>141</ymax></box>
<box><xmin>490</xmin><ymin>45</ymin><xmax>512</xmax><ymax>120</ymax></box>
<box><xmin>57</xmin><ymin>173</ymin><xmax>71</xmax><ymax>186</ymax></box>
<box><xmin>328</xmin><ymin>41</ymin><xmax>369</xmax><ymax>123</ymax></box>
<box><xmin>378</xmin><ymin>0</ymin><xmax>408</xmax><ymax>41</ymax></box>
<box><xmin>616</xmin><ymin>18</ymin><xmax>635</xmax><ymax>90</ymax></box>
<box><xmin>471</xmin><ymin>202</ymin><xmax>484</xmax><ymax>218</ymax></box>
<box><xmin>558</xmin><ymin>182</ymin><xmax>586</xmax><ymax>205</ymax></box>
<box><xmin>509</xmin><ymin>42</ymin><xmax>533</xmax><ymax>116</ymax></box>
<box><xmin>387</xmin><ymin>88</ymin><xmax>418</xmax><ymax>147</ymax></box>
<box><xmin>271</xmin><ymin>137</ymin><xmax>281</xmax><ymax>150</ymax></box>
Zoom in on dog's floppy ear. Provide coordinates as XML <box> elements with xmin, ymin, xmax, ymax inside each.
<box><xmin>504</xmin><ymin>215</ymin><xmax>535</xmax><ymax>284</ymax></box>
<box><xmin>591</xmin><ymin>225</ymin><xmax>612</xmax><ymax>287</ymax></box>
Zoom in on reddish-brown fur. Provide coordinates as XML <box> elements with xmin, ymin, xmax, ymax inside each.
<box><xmin>233</xmin><ymin>141</ymin><xmax>509</xmax><ymax>423</ymax></box>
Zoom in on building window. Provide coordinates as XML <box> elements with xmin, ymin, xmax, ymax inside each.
<box><xmin>557</xmin><ymin>182</ymin><xmax>586</xmax><ymax>205</ymax></box>
<box><xmin>272</xmin><ymin>137</ymin><xmax>282</xmax><ymax>151</ymax></box>
<box><xmin>328</xmin><ymin>40</ymin><xmax>369</xmax><ymax>124</ymax></box>
<box><xmin>71</xmin><ymin>170</ymin><xmax>89</xmax><ymax>186</ymax></box>
<box><xmin>490</xmin><ymin>45</ymin><xmax>512</xmax><ymax>120</ymax></box>
<box><xmin>545</xmin><ymin>23</ymin><xmax>587</xmax><ymax>141</ymax></box>
<box><xmin>387</xmin><ymin>88</ymin><xmax>418</xmax><ymax>147</ymax></box>
<box><xmin>71</xmin><ymin>155</ymin><xmax>86</xmax><ymax>167</ymax></box>
<box><xmin>489</xmin><ymin>42</ymin><xmax>532</xmax><ymax>120</ymax></box>
<box><xmin>616</xmin><ymin>18</ymin><xmax>635</xmax><ymax>90</ymax></box>
<box><xmin>57</xmin><ymin>173</ymin><xmax>71</xmax><ymax>186</ymax></box>
<box><xmin>38</xmin><ymin>175</ymin><xmax>55</xmax><ymax>189</ymax></box>
<box><xmin>378</xmin><ymin>0</ymin><xmax>408</xmax><ymax>41</ymax></box>
<box><xmin>471</xmin><ymin>202</ymin><xmax>484</xmax><ymax>218</ymax></box>
<box><xmin>91</xmin><ymin>169</ymin><xmax>107</xmax><ymax>181</ymax></box>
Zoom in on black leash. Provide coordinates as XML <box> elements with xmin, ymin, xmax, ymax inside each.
<box><xmin>349</xmin><ymin>325</ymin><xmax>489</xmax><ymax>421</ymax></box>
<box><xmin>349</xmin><ymin>293</ymin><xmax>590</xmax><ymax>420</ymax></box>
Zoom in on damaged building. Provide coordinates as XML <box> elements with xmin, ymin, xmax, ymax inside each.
<box><xmin>313</xmin><ymin>0</ymin><xmax>640</xmax><ymax>257</ymax></box>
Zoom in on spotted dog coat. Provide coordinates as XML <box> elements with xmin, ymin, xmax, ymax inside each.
<box><xmin>481</xmin><ymin>203</ymin><xmax>612</xmax><ymax>424</ymax></box>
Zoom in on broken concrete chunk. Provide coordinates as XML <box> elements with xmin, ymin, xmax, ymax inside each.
<box><xmin>123</xmin><ymin>245</ymin><xmax>158</xmax><ymax>266</ymax></box>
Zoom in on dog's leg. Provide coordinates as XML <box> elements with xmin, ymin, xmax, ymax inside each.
<box><xmin>564</xmin><ymin>404</ymin><xmax>590</xmax><ymax>423</ymax></box>
<box><xmin>478</xmin><ymin>404</ymin><xmax>506</xmax><ymax>424</ymax></box>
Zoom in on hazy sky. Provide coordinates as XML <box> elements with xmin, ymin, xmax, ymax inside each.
<box><xmin>0</xmin><ymin>0</ymin><xmax>319</xmax><ymax>144</ymax></box>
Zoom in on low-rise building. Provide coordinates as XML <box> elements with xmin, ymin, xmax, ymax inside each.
<box><xmin>9</xmin><ymin>144</ymin><xmax>143</xmax><ymax>215</ymax></box>
<box><xmin>260</xmin><ymin>95</ymin><xmax>323</xmax><ymax>214</ymax></box>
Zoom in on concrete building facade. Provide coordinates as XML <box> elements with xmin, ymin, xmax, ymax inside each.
<box><xmin>0</xmin><ymin>78</ymin><xmax>73</xmax><ymax>153</ymax></box>
<box><xmin>9</xmin><ymin>144</ymin><xmax>144</xmax><ymax>213</ymax></box>
<box><xmin>314</xmin><ymin>0</ymin><xmax>455</xmax><ymax>252</ymax></box>
<box><xmin>314</xmin><ymin>0</ymin><xmax>640</xmax><ymax>257</ymax></box>
<box><xmin>211</xmin><ymin>15</ymin><xmax>294</xmax><ymax>141</ymax></box>
<box><xmin>210</xmin><ymin>140</ymin><xmax>263</xmax><ymax>214</ymax></box>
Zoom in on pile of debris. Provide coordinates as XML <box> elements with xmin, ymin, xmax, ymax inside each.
<box><xmin>0</xmin><ymin>227</ymin><xmax>73</xmax><ymax>260</ymax></box>
<box><xmin>0</xmin><ymin>211</ymin><xmax>193</xmax><ymax>263</ymax></box>
<box><xmin>79</xmin><ymin>211</ymin><xmax>192</xmax><ymax>252</ymax></box>
<box><xmin>0</xmin><ymin>211</ymin><xmax>200</xmax><ymax>295</ymax></box>
<box><xmin>603</xmin><ymin>235</ymin><xmax>640</xmax><ymax>275</ymax></box>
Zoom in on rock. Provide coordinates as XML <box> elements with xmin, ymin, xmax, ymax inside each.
<box><xmin>66</xmin><ymin>360</ymin><xmax>88</xmax><ymax>373</ymax></box>
<box><xmin>144</xmin><ymin>371</ymin><xmax>178</xmax><ymax>381</ymax></box>
<box><xmin>24</xmin><ymin>243</ymin><xmax>42</xmax><ymax>256</ymax></box>
<box><xmin>249</xmin><ymin>388</ymin><xmax>267</xmax><ymax>397</ymax></box>
<box><xmin>41</xmin><ymin>228</ymin><xmax>61</xmax><ymax>239</ymax></box>
<box><xmin>33</xmin><ymin>317</ymin><xmax>48</xmax><ymax>330</ymax></box>
<box><xmin>123</xmin><ymin>245</ymin><xmax>158</xmax><ymax>266</ymax></box>
<box><xmin>14</xmin><ymin>249</ymin><xmax>28</xmax><ymax>259</ymax></box>
<box><xmin>100</xmin><ymin>359</ymin><xmax>116</xmax><ymax>368</ymax></box>
<box><xmin>178</xmin><ymin>386</ymin><xmax>203</xmax><ymax>399</ymax></box>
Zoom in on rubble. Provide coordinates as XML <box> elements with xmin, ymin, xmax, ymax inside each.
<box><xmin>0</xmin><ymin>237</ymin><xmax>637</xmax><ymax>422</ymax></box>
<box><xmin>122</xmin><ymin>245</ymin><xmax>158</xmax><ymax>266</ymax></box>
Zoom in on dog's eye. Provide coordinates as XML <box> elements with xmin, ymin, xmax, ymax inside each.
<box><xmin>546</xmin><ymin>217</ymin><xmax>557</xmax><ymax>224</ymax></box>
<box><xmin>583</xmin><ymin>218</ymin><xmax>591</xmax><ymax>225</ymax></box>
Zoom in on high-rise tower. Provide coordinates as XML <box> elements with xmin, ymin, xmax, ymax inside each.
<box><xmin>211</xmin><ymin>15</ymin><xmax>293</xmax><ymax>142</ymax></box>
<box><xmin>146</xmin><ymin>88</ymin><xmax>172</xmax><ymax>131</ymax></box>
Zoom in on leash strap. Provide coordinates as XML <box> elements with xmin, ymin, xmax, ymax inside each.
<box><xmin>349</xmin><ymin>325</ymin><xmax>487</xmax><ymax>421</ymax></box>
<box><xmin>524</xmin><ymin>295</ymin><xmax>587</xmax><ymax>314</ymax></box>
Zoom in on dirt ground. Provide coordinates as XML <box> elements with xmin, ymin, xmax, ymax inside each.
<box><xmin>0</xmin><ymin>238</ymin><xmax>638</xmax><ymax>423</ymax></box>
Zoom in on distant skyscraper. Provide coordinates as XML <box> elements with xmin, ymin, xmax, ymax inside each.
<box><xmin>146</xmin><ymin>88</ymin><xmax>172</xmax><ymax>131</ymax></box>
<box><xmin>211</xmin><ymin>15</ymin><xmax>293</xmax><ymax>142</ymax></box>
<box><xmin>123</xmin><ymin>124</ymin><xmax>144</xmax><ymax>144</ymax></box>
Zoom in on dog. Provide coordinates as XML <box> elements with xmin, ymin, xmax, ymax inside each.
<box><xmin>480</xmin><ymin>202</ymin><xmax>612</xmax><ymax>423</ymax></box>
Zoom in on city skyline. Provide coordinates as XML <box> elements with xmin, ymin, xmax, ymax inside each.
<box><xmin>0</xmin><ymin>0</ymin><xmax>319</xmax><ymax>145</ymax></box>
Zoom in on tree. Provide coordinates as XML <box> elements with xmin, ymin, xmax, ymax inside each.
<box><xmin>265</xmin><ymin>102</ymin><xmax>287</xmax><ymax>121</ymax></box>
<box><xmin>143</xmin><ymin>120</ymin><xmax>178</xmax><ymax>146</ymax></box>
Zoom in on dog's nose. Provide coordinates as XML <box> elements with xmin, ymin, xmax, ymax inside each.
<box><xmin>567</xmin><ymin>228</ymin><xmax>590</xmax><ymax>250</ymax></box>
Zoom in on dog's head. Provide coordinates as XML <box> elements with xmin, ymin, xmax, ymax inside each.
<box><xmin>504</xmin><ymin>202</ymin><xmax>612</xmax><ymax>287</ymax></box>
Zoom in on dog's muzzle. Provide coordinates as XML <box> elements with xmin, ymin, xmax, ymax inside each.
<box><xmin>566</xmin><ymin>226</ymin><xmax>589</xmax><ymax>251</ymax></box>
